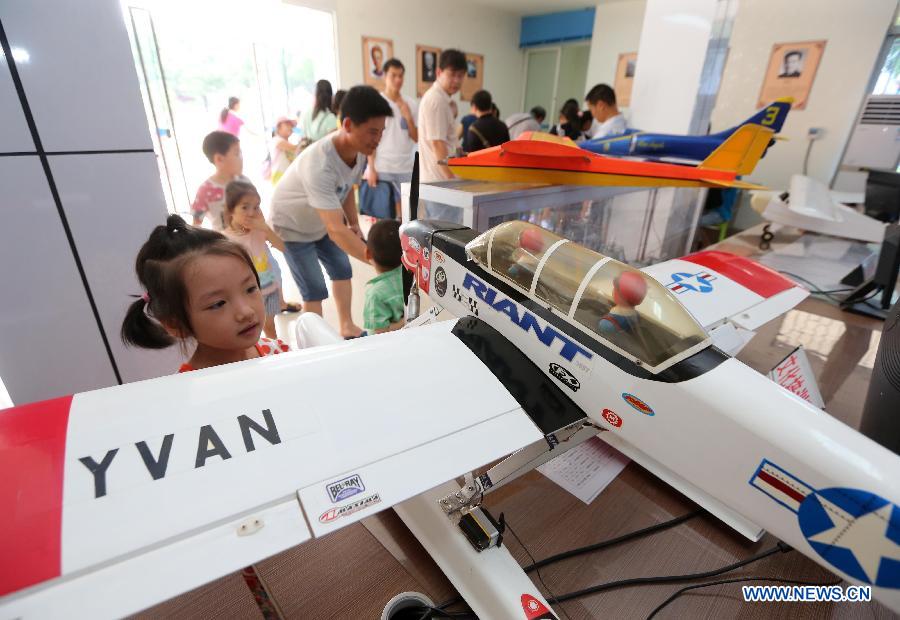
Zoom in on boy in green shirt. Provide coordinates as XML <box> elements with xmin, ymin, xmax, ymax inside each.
<box><xmin>363</xmin><ymin>220</ymin><xmax>405</xmax><ymax>333</ymax></box>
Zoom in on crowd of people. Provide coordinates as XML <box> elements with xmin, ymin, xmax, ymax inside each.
<box><xmin>124</xmin><ymin>47</ymin><xmax>631</xmax><ymax>376</ymax></box>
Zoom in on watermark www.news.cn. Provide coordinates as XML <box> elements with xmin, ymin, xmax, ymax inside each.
<box><xmin>743</xmin><ymin>584</ymin><xmax>872</xmax><ymax>603</ymax></box>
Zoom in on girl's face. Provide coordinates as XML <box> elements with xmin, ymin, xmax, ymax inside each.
<box><xmin>183</xmin><ymin>254</ymin><xmax>264</xmax><ymax>352</ymax></box>
<box><xmin>230</xmin><ymin>193</ymin><xmax>262</xmax><ymax>229</ymax></box>
<box><xmin>276</xmin><ymin>121</ymin><xmax>293</xmax><ymax>138</ymax></box>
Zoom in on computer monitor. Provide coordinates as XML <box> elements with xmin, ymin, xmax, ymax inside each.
<box><xmin>864</xmin><ymin>170</ymin><xmax>900</xmax><ymax>224</ymax></box>
<box><xmin>841</xmin><ymin>223</ymin><xmax>900</xmax><ymax>319</ymax></box>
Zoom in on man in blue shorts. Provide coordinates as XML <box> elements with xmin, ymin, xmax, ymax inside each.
<box><xmin>271</xmin><ymin>85</ymin><xmax>392</xmax><ymax>338</ymax></box>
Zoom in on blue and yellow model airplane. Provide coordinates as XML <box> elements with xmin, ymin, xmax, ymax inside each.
<box><xmin>581</xmin><ymin>98</ymin><xmax>792</xmax><ymax>163</ymax></box>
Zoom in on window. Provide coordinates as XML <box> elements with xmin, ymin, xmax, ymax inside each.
<box><xmin>468</xmin><ymin>220</ymin><xmax>562</xmax><ymax>291</ymax></box>
<box><xmin>572</xmin><ymin>260</ymin><xmax>707</xmax><ymax>367</ymax></box>
<box><xmin>467</xmin><ymin>221</ymin><xmax>708</xmax><ymax>370</ymax></box>
<box><xmin>534</xmin><ymin>241</ymin><xmax>602</xmax><ymax>313</ymax></box>
<box><xmin>873</xmin><ymin>37</ymin><xmax>900</xmax><ymax>96</ymax></box>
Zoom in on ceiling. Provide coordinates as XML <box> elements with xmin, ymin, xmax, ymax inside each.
<box><xmin>473</xmin><ymin>0</ymin><xmax>599</xmax><ymax>16</ymax></box>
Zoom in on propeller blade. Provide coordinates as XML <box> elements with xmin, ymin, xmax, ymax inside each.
<box><xmin>410</xmin><ymin>151</ymin><xmax>419</xmax><ymax>221</ymax></box>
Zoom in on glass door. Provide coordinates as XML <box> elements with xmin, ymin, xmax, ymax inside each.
<box><xmin>523</xmin><ymin>48</ymin><xmax>560</xmax><ymax>128</ymax></box>
<box><xmin>126</xmin><ymin>6</ymin><xmax>190</xmax><ymax>215</ymax></box>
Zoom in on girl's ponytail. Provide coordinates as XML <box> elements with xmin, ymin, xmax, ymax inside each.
<box><xmin>121</xmin><ymin>297</ymin><xmax>174</xmax><ymax>349</ymax></box>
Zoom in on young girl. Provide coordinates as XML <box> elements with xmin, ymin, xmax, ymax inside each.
<box><xmin>121</xmin><ymin>214</ymin><xmax>289</xmax><ymax>372</ymax></box>
<box><xmin>270</xmin><ymin>116</ymin><xmax>300</xmax><ymax>185</ymax></box>
<box><xmin>223</xmin><ymin>180</ymin><xmax>286</xmax><ymax>339</ymax></box>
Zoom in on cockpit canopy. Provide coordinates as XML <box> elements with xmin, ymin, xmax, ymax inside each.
<box><xmin>465</xmin><ymin>221</ymin><xmax>708</xmax><ymax>371</ymax></box>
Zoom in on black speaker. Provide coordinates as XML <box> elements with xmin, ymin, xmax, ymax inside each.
<box><xmin>860</xmin><ymin>300</ymin><xmax>900</xmax><ymax>455</ymax></box>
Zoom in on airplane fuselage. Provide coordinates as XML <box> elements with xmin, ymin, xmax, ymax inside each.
<box><xmin>582</xmin><ymin>131</ymin><xmax>725</xmax><ymax>162</ymax></box>
<box><xmin>410</xmin><ymin>223</ymin><xmax>900</xmax><ymax>609</ymax></box>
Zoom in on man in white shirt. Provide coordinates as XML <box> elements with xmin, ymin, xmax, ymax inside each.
<box><xmin>365</xmin><ymin>58</ymin><xmax>418</xmax><ymax>219</ymax></box>
<box><xmin>271</xmin><ymin>86</ymin><xmax>392</xmax><ymax>337</ymax></box>
<box><xmin>418</xmin><ymin>49</ymin><xmax>467</xmax><ymax>222</ymax></box>
<box><xmin>585</xmin><ymin>84</ymin><xmax>627</xmax><ymax>140</ymax></box>
<box><xmin>505</xmin><ymin>106</ymin><xmax>546</xmax><ymax>140</ymax></box>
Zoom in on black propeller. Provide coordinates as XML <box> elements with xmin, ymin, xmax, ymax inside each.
<box><xmin>401</xmin><ymin>152</ymin><xmax>419</xmax><ymax>304</ymax></box>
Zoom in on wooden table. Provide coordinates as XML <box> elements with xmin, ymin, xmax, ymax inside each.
<box><xmin>134</xmin><ymin>227</ymin><xmax>893</xmax><ymax>620</ymax></box>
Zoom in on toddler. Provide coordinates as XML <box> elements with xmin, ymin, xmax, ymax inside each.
<box><xmin>223</xmin><ymin>180</ymin><xmax>286</xmax><ymax>338</ymax></box>
<box><xmin>363</xmin><ymin>219</ymin><xmax>405</xmax><ymax>334</ymax></box>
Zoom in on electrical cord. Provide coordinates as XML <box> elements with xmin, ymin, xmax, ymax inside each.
<box><xmin>645</xmin><ymin>574</ymin><xmax>842</xmax><ymax>619</ymax></box>
<box><xmin>778</xmin><ymin>271</ymin><xmax>855</xmax><ymax>297</ymax></box>
<box><xmin>524</xmin><ymin>509</ymin><xmax>704</xmax><ymax>573</ymax></box>
<box><xmin>546</xmin><ymin>541</ymin><xmax>793</xmax><ymax>604</ymax></box>
<box><xmin>802</xmin><ymin>139</ymin><xmax>815</xmax><ymax>175</ymax></box>
<box><xmin>431</xmin><ymin>509</ymin><xmax>704</xmax><ymax>615</ymax></box>
<box><xmin>504</xmin><ymin>517</ymin><xmax>572</xmax><ymax>620</ymax></box>
<box><xmin>777</xmin><ymin>270</ymin><xmax>885</xmax><ymax>306</ymax></box>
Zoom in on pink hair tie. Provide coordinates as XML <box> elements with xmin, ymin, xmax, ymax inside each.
<box><xmin>141</xmin><ymin>292</ymin><xmax>150</xmax><ymax>303</ymax></box>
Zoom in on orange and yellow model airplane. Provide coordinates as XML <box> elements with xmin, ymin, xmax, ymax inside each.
<box><xmin>448</xmin><ymin>124</ymin><xmax>777</xmax><ymax>190</ymax></box>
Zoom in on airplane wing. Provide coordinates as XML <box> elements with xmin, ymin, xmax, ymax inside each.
<box><xmin>0</xmin><ymin>321</ymin><xmax>558</xmax><ymax>619</ymax></box>
<box><xmin>641</xmin><ymin>250</ymin><xmax>809</xmax><ymax>334</ymax></box>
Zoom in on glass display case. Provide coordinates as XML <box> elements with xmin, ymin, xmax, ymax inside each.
<box><xmin>402</xmin><ymin>180</ymin><xmax>705</xmax><ymax>265</ymax></box>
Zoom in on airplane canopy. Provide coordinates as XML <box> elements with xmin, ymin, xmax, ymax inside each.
<box><xmin>465</xmin><ymin>221</ymin><xmax>708</xmax><ymax>370</ymax></box>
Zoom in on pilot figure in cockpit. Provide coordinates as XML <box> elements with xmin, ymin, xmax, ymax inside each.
<box><xmin>597</xmin><ymin>271</ymin><xmax>647</xmax><ymax>334</ymax></box>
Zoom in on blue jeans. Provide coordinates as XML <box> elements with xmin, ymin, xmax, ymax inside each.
<box><xmin>283</xmin><ymin>235</ymin><xmax>353</xmax><ymax>302</ymax></box>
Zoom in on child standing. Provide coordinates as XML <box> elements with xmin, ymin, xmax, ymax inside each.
<box><xmin>191</xmin><ymin>131</ymin><xmax>249</xmax><ymax>231</ymax></box>
<box><xmin>363</xmin><ymin>219</ymin><xmax>404</xmax><ymax>334</ymax></box>
<box><xmin>270</xmin><ymin>116</ymin><xmax>300</xmax><ymax>185</ymax></box>
<box><xmin>121</xmin><ymin>214</ymin><xmax>289</xmax><ymax>372</ymax></box>
<box><xmin>223</xmin><ymin>180</ymin><xmax>286</xmax><ymax>339</ymax></box>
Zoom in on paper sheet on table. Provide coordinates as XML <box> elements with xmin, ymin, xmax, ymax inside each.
<box><xmin>757</xmin><ymin>235</ymin><xmax>876</xmax><ymax>292</ymax></box>
<box><xmin>538</xmin><ymin>436</ymin><xmax>630</xmax><ymax>505</ymax></box>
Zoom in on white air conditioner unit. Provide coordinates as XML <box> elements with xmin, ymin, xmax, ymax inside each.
<box><xmin>833</xmin><ymin>95</ymin><xmax>900</xmax><ymax>192</ymax></box>
<box><xmin>843</xmin><ymin>95</ymin><xmax>900</xmax><ymax>169</ymax></box>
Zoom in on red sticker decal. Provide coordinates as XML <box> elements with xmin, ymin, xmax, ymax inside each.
<box><xmin>601</xmin><ymin>408</ymin><xmax>622</xmax><ymax>428</ymax></box>
<box><xmin>521</xmin><ymin>594</ymin><xmax>557</xmax><ymax>619</ymax></box>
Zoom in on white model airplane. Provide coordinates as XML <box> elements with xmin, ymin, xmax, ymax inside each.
<box><xmin>753</xmin><ymin>174</ymin><xmax>886</xmax><ymax>244</ymax></box>
<box><xmin>2</xmin><ymin>218</ymin><xmax>900</xmax><ymax>619</ymax></box>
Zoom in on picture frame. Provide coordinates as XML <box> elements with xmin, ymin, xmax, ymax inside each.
<box><xmin>757</xmin><ymin>40</ymin><xmax>827</xmax><ymax>110</ymax></box>
<box><xmin>362</xmin><ymin>36</ymin><xmax>394</xmax><ymax>88</ymax></box>
<box><xmin>614</xmin><ymin>52</ymin><xmax>637</xmax><ymax>107</ymax></box>
<box><xmin>416</xmin><ymin>44</ymin><xmax>442</xmax><ymax>97</ymax></box>
<box><xmin>460</xmin><ymin>53</ymin><xmax>484</xmax><ymax>102</ymax></box>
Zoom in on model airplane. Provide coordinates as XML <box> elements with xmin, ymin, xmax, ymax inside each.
<box><xmin>447</xmin><ymin>100</ymin><xmax>792</xmax><ymax>191</ymax></box>
<box><xmin>448</xmin><ymin>126</ymin><xmax>774</xmax><ymax>190</ymax></box>
<box><xmin>752</xmin><ymin>174</ymin><xmax>886</xmax><ymax>244</ymax></box>
<box><xmin>581</xmin><ymin>98</ymin><xmax>792</xmax><ymax>162</ymax></box>
<box><xmin>3</xmin><ymin>220</ymin><xmax>900</xmax><ymax>618</ymax></box>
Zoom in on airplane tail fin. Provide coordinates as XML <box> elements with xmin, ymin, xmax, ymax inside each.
<box><xmin>715</xmin><ymin>98</ymin><xmax>793</xmax><ymax>137</ymax></box>
<box><xmin>698</xmin><ymin>124</ymin><xmax>775</xmax><ymax>176</ymax></box>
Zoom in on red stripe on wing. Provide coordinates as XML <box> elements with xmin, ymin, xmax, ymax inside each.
<box><xmin>682</xmin><ymin>250</ymin><xmax>797</xmax><ymax>298</ymax></box>
<box><xmin>0</xmin><ymin>395</ymin><xmax>72</xmax><ymax>595</ymax></box>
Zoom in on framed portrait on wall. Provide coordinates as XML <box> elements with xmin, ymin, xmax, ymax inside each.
<box><xmin>758</xmin><ymin>40</ymin><xmax>826</xmax><ymax>110</ymax></box>
<box><xmin>614</xmin><ymin>52</ymin><xmax>637</xmax><ymax>107</ymax></box>
<box><xmin>362</xmin><ymin>36</ymin><xmax>393</xmax><ymax>88</ymax></box>
<box><xmin>416</xmin><ymin>44</ymin><xmax>442</xmax><ymax>97</ymax></box>
<box><xmin>460</xmin><ymin>53</ymin><xmax>484</xmax><ymax>101</ymax></box>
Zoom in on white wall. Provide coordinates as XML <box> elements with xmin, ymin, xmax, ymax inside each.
<box><xmin>584</xmin><ymin>0</ymin><xmax>646</xmax><ymax>92</ymax></box>
<box><xmin>711</xmin><ymin>0</ymin><xmax>898</xmax><ymax>189</ymax></box>
<box><xmin>331</xmin><ymin>0</ymin><xmax>525</xmax><ymax>115</ymax></box>
<box><xmin>629</xmin><ymin>0</ymin><xmax>719</xmax><ymax>133</ymax></box>
<box><xmin>0</xmin><ymin>0</ymin><xmax>179</xmax><ymax>405</ymax></box>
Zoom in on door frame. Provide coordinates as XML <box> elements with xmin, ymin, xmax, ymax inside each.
<box><xmin>521</xmin><ymin>45</ymin><xmax>562</xmax><ymax>124</ymax></box>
